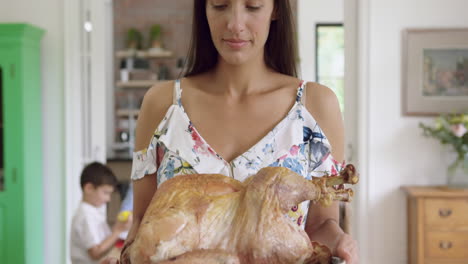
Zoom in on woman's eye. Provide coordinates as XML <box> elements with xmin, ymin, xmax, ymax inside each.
<box><xmin>212</xmin><ymin>4</ymin><xmax>227</xmax><ymax>10</ymax></box>
<box><xmin>246</xmin><ymin>5</ymin><xmax>262</xmax><ymax>11</ymax></box>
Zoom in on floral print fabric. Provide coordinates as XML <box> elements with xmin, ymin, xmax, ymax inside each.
<box><xmin>130</xmin><ymin>80</ymin><xmax>343</xmax><ymax>229</ymax></box>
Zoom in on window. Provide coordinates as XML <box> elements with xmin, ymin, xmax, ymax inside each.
<box><xmin>316</xmin><ymin>23</ymin><xmax>344</xmax><ymax>111</ymax></box>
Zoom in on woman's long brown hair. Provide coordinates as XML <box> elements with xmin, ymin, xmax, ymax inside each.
<box><xmin>182</xmin><ymin>0</ymin><xmax>298</xmax><ymax>78</ymax></box>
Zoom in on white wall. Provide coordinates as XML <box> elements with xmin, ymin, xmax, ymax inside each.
<box><xmin>298</xmin><ymin>0</ymin><xmax>344</xmax><ymax>81</ymax></box>
<box><xmin>365</xmin><ymin>0</ymin><xmax>468</xmax><ymax>263</ymax></box>
<box><xmin>299</xmin><ymin>0</ymin><xmax>468</xmax><ymax>263</ymax></box>
<box><xmin>0</xmin><ymin>0</ymin><xmax>65</xmax><ymax>263</ymax></box>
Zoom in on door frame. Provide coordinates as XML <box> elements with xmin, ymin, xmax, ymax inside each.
<box><xmin>344</xmin><ymin>0</ymin><xmax>371</xmax><ymax>262</ymax></box>
<box><xmin>63</xmin><ymin>0</ymin><xmax>113</xmax><ymax>263</ymax></box>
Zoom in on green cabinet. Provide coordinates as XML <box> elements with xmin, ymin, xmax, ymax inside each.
<box><xmin>0</xmin><ymin>23</ymin><xmax>44</xmax><ymax>264</ymax></box>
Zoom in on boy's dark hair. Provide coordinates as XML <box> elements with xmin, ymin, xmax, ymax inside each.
<box><xmin>80</xmin><ymin>162</ymin><xmax>118</xmax><ymax>189</ymax></box>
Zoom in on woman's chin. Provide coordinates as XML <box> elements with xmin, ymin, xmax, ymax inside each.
<box><xmin>218</xmin><ymin>53</ymin><xmax>254</xmax><ymax>67</ymax></box>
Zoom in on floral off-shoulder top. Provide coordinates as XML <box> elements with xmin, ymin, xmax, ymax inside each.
<box><xmin>131</xmin><ymin>79</ymin><xmax>343</xmax><ymax>229</ymax></box>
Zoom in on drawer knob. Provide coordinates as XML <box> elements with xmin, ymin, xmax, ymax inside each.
<box><xmin>439</xmin><ymin>241</ymin><xmax>453</xmax><ymax>249</ymax></box>
<box><xmin>438</xmin><ymin>208</ymin><xmax>452</xmax><ymax>217</ymax></box>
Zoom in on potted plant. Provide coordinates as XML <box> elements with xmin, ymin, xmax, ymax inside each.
<box><xmin>420</xmin><ymin>113</ymin><xmax>468</xmax><ymax>188</ymax></box>
<box><xmin>149</xmin><ymin>24</ymin><xmax>163</xmax><ymax>51</ymax></box>
<box><xmin>126</xmin><ymin>28</ymin><xmax>143</xmax><ymax>50</ymax></box>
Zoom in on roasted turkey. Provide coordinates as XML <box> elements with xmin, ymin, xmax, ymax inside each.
<box><xmin>121</xmin><ymin>165</ymin><xmax>358</xmax><ymax>264</ymax></box>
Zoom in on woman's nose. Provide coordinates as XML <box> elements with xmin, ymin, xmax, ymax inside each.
<box><xmin>226</xmin><ymin>7</ymin><xmax>245</xmax><ymax>34</ymax></box>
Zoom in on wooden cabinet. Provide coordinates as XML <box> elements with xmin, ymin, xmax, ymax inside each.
<box><xmin>403</xmin><ymin>186</ymin><xmax>468</xmax><ymax>264</ymax></box>
<box><xmin>0</xmin><ymin>23</ymin><xmax>44</xmax><ymax>264</ymax></box>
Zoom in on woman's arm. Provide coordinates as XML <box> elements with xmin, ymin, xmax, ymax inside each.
<box><xmin>303</xmin><ymin>82</ymin><xmax>358</xmax><ymax>263</ymax></box>
<box><xmin>125</xmin><ymin>174</ymin><xmax>157</xmax><ymax>243</ymax></box>
<box><xmin>125</xmin><ymin>81</ymin><xmax>174</xmax><ymax>243</ymax></box>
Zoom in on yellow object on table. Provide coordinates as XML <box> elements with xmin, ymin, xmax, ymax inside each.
<box><xmin>118</xmin><ymin>210</ymin><xmax>132</xmax><ymax>222</ymax></box>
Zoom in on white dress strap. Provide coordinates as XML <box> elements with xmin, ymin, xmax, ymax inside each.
<box><xmin>173</xmin><ymin>79</ymin><xmax>182</xmax><ymax>105</ymax></box>
<box><xmin>295</xmin><ymin>80</ymin><xmax>306</xmax><ymax>104</ymax></box>
<box><xmin>301</xmin><ymin>81</ymin><xmax>307</xmax><ymax>105</ymax></box>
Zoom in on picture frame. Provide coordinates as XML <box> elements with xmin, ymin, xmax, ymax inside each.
<box><xmin>402</xmin><ymin>28</ymin><xmax>468</xmax><ymax>116</ymax></box>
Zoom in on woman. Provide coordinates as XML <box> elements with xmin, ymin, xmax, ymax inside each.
<box><xmin>118</xmin><ymin>0</ymin><xmax>358</xmax><ymax>263</ymax></box>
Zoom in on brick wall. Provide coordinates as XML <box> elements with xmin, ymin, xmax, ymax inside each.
<box><xmin>114</xmin><ymin>0</ymin><xmax>193</xmax><ymax>79</ymax></box>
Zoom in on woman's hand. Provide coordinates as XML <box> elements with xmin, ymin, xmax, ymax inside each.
<box><xmin>334</xmin><ymin>232</ymin><xmax>359</xmax><ymax>264</ymax></box>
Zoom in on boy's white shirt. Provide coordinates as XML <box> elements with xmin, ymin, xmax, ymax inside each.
<box><xmin>70</xmin><ymin>201</ymin><xmax>111</xmax><ymax>264</ymax></box>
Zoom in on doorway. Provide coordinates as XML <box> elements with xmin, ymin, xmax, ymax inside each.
<box><xmin>298</xmin><ymin>0</ymin><xmax>367</xmax><ymax>260</ymax></box>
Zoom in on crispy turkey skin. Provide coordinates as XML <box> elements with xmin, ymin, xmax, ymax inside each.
<box><xmin>122</xmin><ymin>165</ymin><xmax>358</xmax><ymax>264</ymax></box>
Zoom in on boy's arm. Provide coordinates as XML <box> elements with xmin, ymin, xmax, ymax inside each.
<box><xmin>87</xmin><ymin>219</ymin><xmax>131</xmax><ymax>260</ymax></box>
<box><xmin>87</xmin><ymin>230</ymin><xmax>121</xmax><ymax>260</ymax></box>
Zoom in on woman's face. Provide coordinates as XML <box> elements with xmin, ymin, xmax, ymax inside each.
<box><xmin>206</xmin><ymin>0</ymin><xmax>275</xmax><ymax>66</ymax></box>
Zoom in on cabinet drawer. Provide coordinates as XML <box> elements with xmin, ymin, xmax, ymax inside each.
<box><xmin>426</xmin><ymin>231</ymin><xmax>468</xmax><ymax>259</ymax></box>
<box><xmin>425</xmin><ymin>198</ymin><xmax>468</xmax><ymax>230</ymax></box>
<box><xmin>426</xmin><ymin>261</ymin><xmax>468</xmax><ymax>264</ymax></box>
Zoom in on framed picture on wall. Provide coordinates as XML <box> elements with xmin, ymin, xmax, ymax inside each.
<box><xmin>402</xmin><ymin>28</ymin><xmax>468</xmax><ymax>116</ymax></box>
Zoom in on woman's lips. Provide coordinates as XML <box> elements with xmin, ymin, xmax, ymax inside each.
<box><xmin>224</xmin><ymin>39</ymin><xmax>249</xmax><ymax>49</ymax></box>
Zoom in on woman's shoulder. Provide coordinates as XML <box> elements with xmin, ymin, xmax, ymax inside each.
<box><xmin>271</xmin><ymin>72</ymin><xmax>301</xmax><ymax>85</ymax></box>
<box><xmin>303</xmin><ymin>82</ymin><xmax>344</xmax><ymax>161</ymax></box>
<box><xmin>303</xmin><ymin>82</ymin><xmax>340</xmax><ymax>112</ymax></box>
<box><xmin>134</xmin><ymin>80</ymin><xmax>174</xmax><ymax>151</ymax></box>
<box><xmin>142</xmin><ymin>80</ymin><xmax>175</xmax><ymax>121</ymax></box>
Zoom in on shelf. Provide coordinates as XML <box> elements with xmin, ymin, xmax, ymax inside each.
<box><xmin>107</xmin><ymin>157</ymin><xmax>132</xmax><ymax>162</ymax></box>
<box><xmin>116</xmin><ymin>80</ymin><xmax>160</xmax><ymax>88</ymax></box>
<box><xmin>116</xmin><ymin>49</ymin><xmax>173</xmax><ymax>59</ymax></box>
<box><xmin>112</xmin><ymin>142</ymin><xmax>131</xmax><ymax>150</ymax></box>
<box><xmin>116</xmin><ymin>109</ymin><xmax>139</xmax><ymax>118</ymax></box>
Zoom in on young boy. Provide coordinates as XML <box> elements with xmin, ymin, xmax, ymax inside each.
<box><xmin>70</xmin><ymin>162</ymin><xmax>132</xmax><ymax>264</ymax></box>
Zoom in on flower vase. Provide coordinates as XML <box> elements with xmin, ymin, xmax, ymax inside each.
<box><xmin>447</xmin><ymin>156</ymin><xmax>468</xmax><ymax>189</ymax></box>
